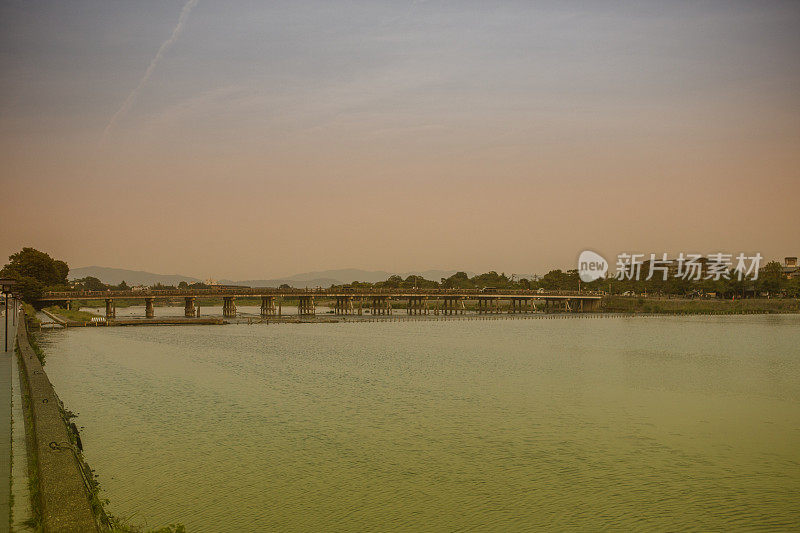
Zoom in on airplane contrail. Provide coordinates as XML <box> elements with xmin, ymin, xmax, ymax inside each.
<box><xmin>103</xmin><ymin>0</ymin><xmax>199</xmax><ymax>140</ymax></box>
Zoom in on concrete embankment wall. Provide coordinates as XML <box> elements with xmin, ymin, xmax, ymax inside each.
<box><xmin>16</xmin><ymin>314</ymin><xmax>99</xmax><ymax>532</ymax></box>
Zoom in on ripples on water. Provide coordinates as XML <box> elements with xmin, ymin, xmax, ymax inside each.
<box><xmin>38</xmin><ymin>314</ymin><xmax>800</xmax><ymax>531</ymax></box>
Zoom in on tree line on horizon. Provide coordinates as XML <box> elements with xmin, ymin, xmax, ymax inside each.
<box><xmin>2</xmin><ymin>247</ymin><xmax>799</xmax><ymax>305</ymax></box>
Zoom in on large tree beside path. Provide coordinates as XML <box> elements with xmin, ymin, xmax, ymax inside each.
<box><xmin>1</xmin><ymin>247</ymin><xmax>70</xmax><ymax>305</ymax></box>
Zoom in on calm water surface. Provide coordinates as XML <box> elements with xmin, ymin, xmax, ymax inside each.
<box><xmin>38</xmin><ymin>314</ymin><xmax>800</xmax><ymax>531</ymax></box>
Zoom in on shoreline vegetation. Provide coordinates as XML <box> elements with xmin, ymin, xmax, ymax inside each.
<box><xmin>45</xmin><ymin>305</ymin><xmax>99</xmax><ymax>322</ymax></box>
<box><xmin>602</xmin><ymin>296</ymin><xmax>800</xmax><ymax>315</ymax></box>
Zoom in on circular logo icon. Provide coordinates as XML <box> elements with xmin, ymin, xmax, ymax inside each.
<box><xmin>578</xmin><ymin>250</ymin><xmax>608</xmax><ymax>282</ymax></box>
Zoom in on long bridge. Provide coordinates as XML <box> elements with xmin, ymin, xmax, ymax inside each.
<box><xmin>38</xmin><ymin>288</ymin><xmax>603</xmax><ymax>319</ymax></box>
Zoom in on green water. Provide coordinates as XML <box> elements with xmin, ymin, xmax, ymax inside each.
<box><xmin>38</xmin><ymin>315</ymin><xmax>800</xmax><ymax>531</ymax></box>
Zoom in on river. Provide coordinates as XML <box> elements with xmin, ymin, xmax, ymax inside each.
<box><xmin>37</xmin><ymin>314</ymin><xmax>800</xmax><ymax>531</ymax></box>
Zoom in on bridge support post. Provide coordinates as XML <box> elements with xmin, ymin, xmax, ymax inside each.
<box><xmin>185</xmin><ymin>297</ymin><xmax>196</xmax><ymax>318</ymax></box>
<box><xmin>261</xmin><ymin>296</ymin><xmax>276</xmax><ymax>317</ymax></box>
<box><xmin>223</xmin><ymin>297</ymin><xmax>236</xmax><ymax>318</ymax></box>
<box><xmin>145</xmin><ymin>297</ymin><xmax>154</xmax><ymax>318</ymax></box>
<box><xmin>105</xmin><ymin>298</ymin><xmax>115</xmax><ymax>318</ymax></box>
<box><xmin>358</xmin><ymin>298</ymin><xmax>363</xmax><ymax>315</ymax></box>
<box><xmin>298</xmin><ymin>296</ymin><xmax>315</xmax><ymax>316</ymax></box>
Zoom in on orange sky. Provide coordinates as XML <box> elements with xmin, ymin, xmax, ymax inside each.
<box><xmin>2</xmin><ymin>1</ymin><xmax>798</xmax><ymax>279</ymax></box>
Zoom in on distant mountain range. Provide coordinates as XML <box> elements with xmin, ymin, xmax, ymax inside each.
<box><xmin>68</xmin><ymin>266</ymin><xmax>200</xmax><ymax>287</ymax></box>
<box><xmin>68</xmin><ymin>266</ymin><xmax>478</xmax><ymax>288</ymax></box>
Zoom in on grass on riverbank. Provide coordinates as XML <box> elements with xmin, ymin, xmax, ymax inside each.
<box><xmin>603</xmin><ymin>296</ymin><xmax>800</xmax><ymax>314</ymax></box>
<box><xmin>46</xmin><ymin>306</ymin><xmax>99</xmax><ymax>322</ymax></box>
<box><xmin>21</xmin><ymin>303</ymin><xmax>40</xmax><ymax>330</ymax></box>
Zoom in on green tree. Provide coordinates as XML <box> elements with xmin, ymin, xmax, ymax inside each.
<box><xmin>758</xmin><ymin>261</ymin><xmax>785</xmax><ymax>296</ymax></box>
<box><xmin>442</xmin><ymin>272</ymin><xmax>472</xmax><ymax>289</ymax></box>
<box><xmin>74</xmin><ymin>276</ymin><xmax>107</xmax><ymax>291</ymax></box>
<box><xmin>1</xmin><ymin>247</ymin><xmax>71</xmax><ymax>305</ymax></box>
<box><xmin>117</xmin><ymin>280</ymin><xmax>130</xmax><ymax>291</ymax></box>
<box><xmin>786</xmin><ymin>276</ymin><xmax>800</xmax><ymax>298</ymax></box>
<box><xmin>380</xmin><ymin>275</ymin><xmax>403</xmax><ymax>289</ymax></box>
<box><xmin>1</xmin><ymin>247</ymin><xmax>69</xmax><ymax>286</ymax></box>
<box><xmin>471</xmin><ymin>271</ymin><xmax>508</xmax><ymax>288</ymax></box>
<box><xmin>12</xmin><ymin>276</ymin><xmax>45</xmax><ymax>304</ymax></box>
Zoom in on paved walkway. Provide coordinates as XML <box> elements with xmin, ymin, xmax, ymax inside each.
<box><xmin>1</xmin><ymin>303</ymin><xmax>19</xmax><ymax>533</ymax></box>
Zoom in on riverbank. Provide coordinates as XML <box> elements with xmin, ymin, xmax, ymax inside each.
<box><xmin>16</xmin><ymin>310</ymin><xmax>187</xmax><ymax>532</ymax></box>
<box><xmin>15</xmin><ymin>313</ymin><xmax>99</xmax><ymax>531</ymax></box>
<box><xmin>603</xmin><ymin>296</ymin><xmax>800</xmax><ymax>314</ymax></box>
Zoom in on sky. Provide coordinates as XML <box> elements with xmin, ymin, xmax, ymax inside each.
<box><xmin>1</xmin><ymin>0</ymin><xmax>799</xmax><ymax>280</ymax></box>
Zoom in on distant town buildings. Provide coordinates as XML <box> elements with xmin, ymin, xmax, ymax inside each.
<box><xmin>784</xmin><ymin>257</ymin><xmax>799</xmax><ymax>278</ymax></box>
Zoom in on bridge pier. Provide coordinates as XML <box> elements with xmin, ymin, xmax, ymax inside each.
<box><xmin>145</xmin><ymin>297</ymin><xmax>154</xmax><ymax>318</ymax></box>
<box><xmin>442</xmin><ymin>298</ymin><xmax>463</xmax><ymax>316</ymax></box>
<box><xmin>261</xmin><ymin>296</ymin><xmax>276</xmax><ymax>317</ymax></box>
<box><xmin>334</xmin><ymin>296</ymin><xmax>354</xmax><ymax>316</ymax></box>
<box><xmin>184</xmin><ymin>297</ymin><xmax>196</xmax><ymax>317</ymax></box>
<box><xmin>406</xmin><ymin>297</ymin><xmax>428</xmax><ymax>315</ymax></box>
<box><xmin>584</xmin><ymin>298</ymin><xmax>601</xmax><ymax>312</ymax></box>
<box><xmin>298</xmin><ymin>296</ymin><xmax>315</xmax><ymax>316</ymax></box>
<box><xmin>222</xmin><ymin>297</ymin><xmax>236</xmax><ymax>318</ymax></box>
<box><xmin>105</xmin><ymin>298</ymin><xmax>115</xmax><ymax>318</ymax></box>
